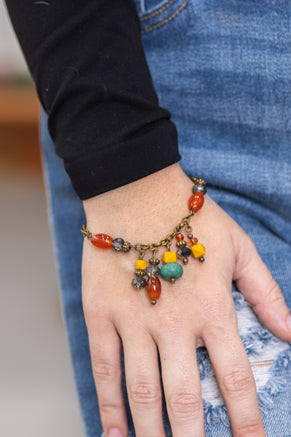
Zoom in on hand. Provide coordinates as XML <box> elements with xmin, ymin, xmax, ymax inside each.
<box><xmin>82</xmin><ymin>163</ymin><xmax>291</xmax><ymax>437</ymax></box>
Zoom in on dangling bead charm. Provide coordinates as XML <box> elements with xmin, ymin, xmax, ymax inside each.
<box><xmin>191</xmin><ymin>243</ymin><xmax>206</xmax><ymax>258</ymax></box>
<box><xmin>132</xmin><ymin>276</ymin><xmax>147</xmax><ymax>290</ymax></box>
<box><xmin>162</xmin><ymin>251</ymin><xmax>177</xmax><ymax>263</ymax></box>
<box><xmin>136</xmin><ymin>259</ymin><xmax>147</xmax><ymax>270</ymax></box>
<box><xmin>160</xmin><ymin>263</ymin><xmax>183</xmax><ymax>282</ymax></box>
<box><xmin>177</xmin><ymin>246</ymin><xmax>192</xmax><ymax>265</ymax></box>
<box><xmin>146</xmin><ymin>277</ymin><xmax>162</xmax><ymax>305</ymax></box>
<box><xmin>81</xmin><ymin>176</ymin><xmax>207</xmax><ymax>306</ymax></box>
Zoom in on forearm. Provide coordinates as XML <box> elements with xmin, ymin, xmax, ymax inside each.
<box><xmin>4</xmin><ymin>0</ymin><xmax>180</xmax><ymax>199</ymax></box>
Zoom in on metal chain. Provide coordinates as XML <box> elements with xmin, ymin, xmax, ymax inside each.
<box><xmin>81</xmin><ymin>210</ymin><xmax>194</xmax><ymax>256</ymax></box>
<box><xmin>80</xmin><ymin>224</ymin><xmax>92</xmax><ymax>239</ymax></box>
<box><xmin>133</xmin><ymin>209</ymin><xmax>194</xmax><ymax>255</ymax></box>
<box><xmin>81</xmin><ymin>176</ymin><xmax>205</xmax><ymax>259</ymax></box>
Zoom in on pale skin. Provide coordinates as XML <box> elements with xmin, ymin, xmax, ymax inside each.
<box><xmin>82</xmin><ymin>163</ymin><xmax>291</xmax><ymax>437</ymax></box>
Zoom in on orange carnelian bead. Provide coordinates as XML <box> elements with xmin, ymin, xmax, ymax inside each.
<box><xmin>188</xmin><ymin>192</ymin><xmax>204</xmax><ymax>212</ymax></box>
<box><xmin>146</xmin><ymin>277</ymin><xmax>161</xmax><ymax>305</ymax></box>
<box><xmin>188</xmin><ymin>237</ymin><xmax>198</xmax><ymax>247</ymax></box>
<box><xmin>175</xmin><ymin>233</ymin><xmax>184</xmax><ymax>241</ymax></box>
<box><xmin>91</xmin><ymin>233</ymin><xmax>113</xmax><ymax>249</ymax></box>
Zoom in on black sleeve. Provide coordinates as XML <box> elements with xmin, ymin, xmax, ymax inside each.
<box><xmin>4</xmin><ymin>0</ymin><xmax>181</xmax><ymax>200</ymax></box>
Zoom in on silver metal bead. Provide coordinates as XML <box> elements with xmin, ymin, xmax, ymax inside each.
<box><xmin>192</xmin><ymin>184</ymin><xmax>207</xmax><ymax>195</ymax></box>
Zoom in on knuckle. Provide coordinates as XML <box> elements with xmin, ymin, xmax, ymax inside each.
<box><xmin>99</xmin><ymin>402</ymin><xmax>122</xmax><ymax>416</ymax></box>
<box><xmin>222</xmin><ymin>369</ymin><xmax>254</xmax><ymax>395</ymax></box>
<box><xmin>200</xmin><ymin>293</ymin><xmax>236</xmax><ymax>330</ymax></box>
<box><xmin>129</xmin><ymin>381</ymin><xmax>161</xmax><ymax>407</ymax></box>
<box><xmin>265</xmin><ymin>279</ymin><xmax>283</xmax><ymax>305</ymax></box>
<box><xmin>92</xmin><ymin>360</ymin><xmax>119</xmax><ymax>383</ymax></box>
<box><xmin>236</xmin><ymin>420</ymin><xmax>262</xmax><ymax>436</ymax></box>
<box><xmin>169</xmin><ymin>392</ymin><xmax>202</xmax><ymax>420</ymax></box>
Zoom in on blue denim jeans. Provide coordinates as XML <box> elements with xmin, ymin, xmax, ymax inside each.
<box><xmin>40</xmin><ymin>0</ymin><xmax>291</xmax><ymax>435</ymax></box>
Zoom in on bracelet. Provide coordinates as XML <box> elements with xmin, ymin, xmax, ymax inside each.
<box><xmin>81</xmin><ymin>176</ymin><xmax>207</xmax><ymax>305</ymax></box>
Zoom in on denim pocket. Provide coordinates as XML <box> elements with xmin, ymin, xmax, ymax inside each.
<box><xmin>133</xmin><ymin>0</ymin><xmax>190</xmax><ymax>34</ymax></box>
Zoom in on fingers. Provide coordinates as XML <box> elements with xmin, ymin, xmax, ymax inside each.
<box><xmin>87</xmin><ymin>319</ymin><xmax>128</xmax><ymax>437</ymax></box>
<box><xmin>232</xmin><ymin>228</ymin><xmax>291</xmax><ymax>341</ymax></box>
<box><xmin>204</xmin><ymin>328</ymin><xmax>265</xmax><ymax>437</ymax></box>
<box><xmin>157</xmin><ymin>332</ymin><xmax>205</xmax><ymax>437</ymax></box>
<box><xmin>122</xmin><ymin>330</ymin><xmax>166</xmax><ymax>437</ymax></box>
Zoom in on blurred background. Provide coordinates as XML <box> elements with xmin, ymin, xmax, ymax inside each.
<box><xmin>0</xmin><ymin>3</ymin><xmax>84</xmax><ymax>436</ymax></box>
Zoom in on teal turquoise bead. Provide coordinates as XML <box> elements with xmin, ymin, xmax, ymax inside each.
<box><xmin>160</xmin><ymin>262</ymin><xmax>183</xmax><ymax>281</ymax></box>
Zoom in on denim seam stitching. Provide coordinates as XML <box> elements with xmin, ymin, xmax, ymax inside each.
<box><xmin>140</xmin><ymin>0</ymin><xmax>178</xmax><ymax>21</ymax></box>
<box><xmin>141</xmin><ymin>0</ymin><xmax>189</xmax><ymax>34</ymax></box>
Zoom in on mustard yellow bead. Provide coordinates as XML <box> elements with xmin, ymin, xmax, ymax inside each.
<box><xmin>162</xmin><ymin>251</ymin><xmax>177</xmax><ymax>263</ymax></box>
<box><xmin>191</xmin><ymin>243</ymin><xmax>206</xmax><ymax>258</ymax></box>
<box><xmin>136</xmin><ymin>259</ymin><xmax>147</xmax><ymax>270</ymax></box>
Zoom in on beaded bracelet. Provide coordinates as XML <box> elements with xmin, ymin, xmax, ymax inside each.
<box><xmin>81</xmin><ymin>176</ymin><xmax>207</xmax><ymax>305</ymax></box>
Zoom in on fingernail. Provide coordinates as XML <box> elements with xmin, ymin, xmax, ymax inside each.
<box><xmin>108</xmin><ymin>429</ymin><xmax>123</xmax><ymax>437</ymax></box>
<box><xmin>287</xmin><ymin>314</ymin><xmax>291</xmax><ymax>330</ymax></box>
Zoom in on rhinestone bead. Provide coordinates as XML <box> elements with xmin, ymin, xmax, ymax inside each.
<box><xmin>188</xmin><ymin>237</ymin><xmax>198</xmax><ymax>247</ymax></box>
<box><xmin>132</xmin><ymin>276</ymin><xmax>147</xmax><ymax>290</ymax></box>
<box><xmin>175</xmin><ymin>233</ymin><xmax>184</xmax><ymax>241</ymax></box>
<box><xmin>177</xmin><ymin>247</ymin><xmax>191</xmax><ymax>258</ymax></box>
<box><xmin>112</xmin><ymin>238</ymin><xmax>125</xmax><ymax>251</ymax></box>
<box><xmin>146</xmin><ymin>265</ymin><xmax>161</xmax><ymax>277</ymax></box>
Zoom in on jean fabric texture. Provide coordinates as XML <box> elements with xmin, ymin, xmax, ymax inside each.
<box><xmin>40</xmin><ymin>0</ymin><xmax>291</xmax><ymax>435</ymax></box>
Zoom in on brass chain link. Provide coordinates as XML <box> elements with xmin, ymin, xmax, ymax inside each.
<box><xmin>133</xmin><ymin>209</ymin><xmax>194</xmax><ymax>256</ymax></box>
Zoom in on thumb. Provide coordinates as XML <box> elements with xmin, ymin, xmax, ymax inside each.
<box><xmin>232</xmin><ymin>228</ymin><xmax>291</xmax><ymax>341</ymax></box>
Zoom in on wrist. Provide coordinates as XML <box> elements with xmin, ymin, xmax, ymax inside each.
<box><xmin>83</xmin><ymin>163</ymin><xmax>195</xmax><ymax>241</ymax></box>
